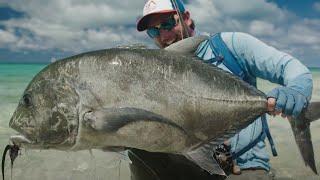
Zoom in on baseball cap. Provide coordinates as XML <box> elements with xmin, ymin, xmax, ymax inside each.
<box><xmin>137</xmin><ymin>0</ymin><xmax>185</xmax><ymax>31</ymax></box>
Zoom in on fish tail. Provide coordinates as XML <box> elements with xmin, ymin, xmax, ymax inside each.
<box><xmin>305</xmin><ymin>101</ymin><xmax>320</xmax><ymax>123</ymax></box>
<box><xmin>290</xmin><ymin>101</ymin><xmax>320</xmax><ymax>175</ymax></box>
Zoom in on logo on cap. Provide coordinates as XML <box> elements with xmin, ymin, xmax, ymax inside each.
<box><xmin>144</xmin><ymin>0</ymin><xmax>157</xmax><ymax>14</ymax></box>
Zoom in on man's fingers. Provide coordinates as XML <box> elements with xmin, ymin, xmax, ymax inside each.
<box><xmin>281</xmin><ymin>113</ymin><xmax>286</xmax><ymax>118</ymax></box>
<box><xmin>232</xmin><ymin>161</ymin><xmax>241</xmax><ymax>175</ymax></box>
<box><xmin>292</xmin><ymin>95</ymin><xmax>306</xmax><ymax>118</ymax></box>
<box><xmin>268</xmin><ymin>97</ymin><xmax>283</xmax><ymax>117</ymax></box>
<box><xmin>275</xmin><ymin>90</ymin><xmax>287</xmax><ymax>111</ymax></box>
<box><xmin>275</xmin><ymin>110</ymin><xmax>282</xmax><ymax>116</ymax></box>
<box><xmin>267</xmin><ymin>86</ymin><xmax>309</xmax><ymax>118</ymax></box>
<box><xmin>267</xmin><ymin>98</ymin><xmax>276</xmax><ymax>112</ymax></box>
<box><xmin>267</xmin><ymin>88</ymin><xmax>279</xmax><ymax>115</ymax></box>
<box><xmin>284</xmin><ymin>94</ymin><xmax>295</xmax><ymax>116</ymax></box>
<box><xmin>267</xmin><ymin>88</ymin><xmax>279</xmax><ymax>99</ymax></box>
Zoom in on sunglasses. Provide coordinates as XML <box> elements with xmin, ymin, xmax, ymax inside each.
<box><xmin>146</xmin><ymin>16</ymin><xmax>177</xmax><ymax>38</ymax></box>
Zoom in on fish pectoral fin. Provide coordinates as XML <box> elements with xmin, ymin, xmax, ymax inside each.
<box><xmin>184</xmin><ymin>143</ymin><xmax>226</xmax><ymax>176</ymax></box>
<box><xmin>82</xmin><ymin>107</ymin><xmax>185</xmax><ymax>133</ymax></box>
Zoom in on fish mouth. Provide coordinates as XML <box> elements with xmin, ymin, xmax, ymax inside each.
<box><xmin>10</xmin><ymin>134</ymin><xmax>77</xmax><ymax>150</ymax></box>
<box><xmin>10</xmin><ymin>135</ymin><xmax>33</xmax><ymax>147</ymax></box>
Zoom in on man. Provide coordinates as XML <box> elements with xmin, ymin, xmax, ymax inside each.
<box><xmin>130</xmin><ymin>0</ymin><xmax>313</xmax><ymax>179</ymax></box>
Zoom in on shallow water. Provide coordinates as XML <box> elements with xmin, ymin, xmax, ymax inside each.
<box><xmin>0</xmin><ymin>64</ymin><xmax>319</xmax><ymax>180</ymax></box>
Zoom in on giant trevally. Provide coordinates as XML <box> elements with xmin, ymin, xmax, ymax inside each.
<box><xmin>6</xmin><ymin>37</ymin><xmax>320</xmax><ymax>177</ymax></box>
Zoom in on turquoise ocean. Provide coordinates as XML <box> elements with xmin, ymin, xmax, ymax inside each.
<box><xmin>0</xmin><ymin>64</ymin><xmax>319</xmax><ymax>180</ymax></box>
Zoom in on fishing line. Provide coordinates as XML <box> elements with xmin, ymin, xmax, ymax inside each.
<box><xmin>171</xmin><ymin>0</ymin><xmax>190</xmax><ymax>39</ymax></box>
<box><xmin>117</xmin><ymin>160</ymin><xmax>121</xmax><ymax>180</ymax></box>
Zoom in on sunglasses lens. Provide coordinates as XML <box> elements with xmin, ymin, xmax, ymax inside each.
<box><xmin>146</xmin><ymin>16</ymin><xmax>176</xmax><ymax>38</ymax></box>
<box><xmin>147</xmin><ymin>28</ymin><xmax>160</xmax><ymax>38</ymax></box>
<box><xmin>161</xmin><ymin>17</ymin><xmax>176</xmax><ymax>30</ymax></box>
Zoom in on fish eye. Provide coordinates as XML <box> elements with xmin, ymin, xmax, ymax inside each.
<box><xmin>22</xmin><ymin>94</ymin><xmax>32</xmax><ymax>107</ymax></box>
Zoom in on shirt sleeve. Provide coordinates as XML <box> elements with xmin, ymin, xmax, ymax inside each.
<box><xmin>221</xmin><ymin>32</ymin><xmax>313</xmax><ymax>100</ymax></box>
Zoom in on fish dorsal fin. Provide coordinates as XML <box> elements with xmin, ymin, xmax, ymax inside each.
<box><xmin>165</xmin><ymin>35</ymin><xmax>209</xmax><ymax>54</ymax></box>
<box><xmin>116</xmin><ymin>43</ymin><xmax>148</xmax><ymax>49</ymax></box>
<box><xmin>184</xmin><ymin>140</ymin><xmax>226</xmax><ymax>176</ymax></box>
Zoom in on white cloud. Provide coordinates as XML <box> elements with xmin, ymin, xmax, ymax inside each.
<box><xmin>186</xmin><ymin>0</ymin><xmax>293</xmax><ymax>34</ymax></box>
<box><xmin>249</xmin><ymin>20</ymin><xmax>277</xmax><ymax>36</ymax></box>
<box><xmin>186</xmin><ymin>0</ymin><xmax>319</xmax><ymax>66</ymax></box>
<box><xmin>1</xmin><ymin>0</ymin><xmax>147</xmax><ymax>53</ymax></box>
<box><xmin>0</xmin><ymin>0</ymin><xmax>319</xmax><ymax>66</ymax></box>
<box><xmin>287</xmin><ymin>20</ymin><xmax>320</xmax><ymax>46</ymax></box>
<box><xmin>314</xmin><ymin>2</ymin><xmax>320</xmax><ymax>12</ymax></box>
<box><xmin>7</xmin><ymin>0</ymin><xmax>143</xmax><ymax>27</ymax></box>
<box><xmin>210</xmin><ymin>0</ymin><xmax>287</xmax><ymax>22</ymax></box>
<box><xmin>0</xmin><ymin>29</ymin><xmax>17</xmax><ymax>45</ymax></box>
<box><xmin>187</xmin><ymin>0</ymin><xmax>221</xmax><ymax>24</ymax></box>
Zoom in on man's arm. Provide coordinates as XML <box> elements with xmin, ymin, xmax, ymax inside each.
<box><xmin>221</xmin><ymin>32</ymin><xmax>313</xmax><ymax>117</ymax></box>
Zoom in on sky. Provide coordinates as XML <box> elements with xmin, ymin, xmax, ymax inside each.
<box><xmin>0</xmin><ymin>0</ymin><xmax>319</xmax><ymax>67</ymax></box>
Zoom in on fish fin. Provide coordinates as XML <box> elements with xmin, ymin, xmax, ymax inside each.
<box><xmin>305</xmin><ymin>101</ymin><xmax>320</xmax><ymax>123</ymax></box>
<box><xmin>102</xmin><ymin>146</ymin><xmax>126</xmax><ymax>152</ymax></box>
<box><xmin>290</xmin><ymin>116</ymin><xmax>318</xmax><ymax>174</ymax></box>
<box><xmin>184</xmin><ymin>141</ymin><xmax>226</xmax><ymax>176</ymax></box>
<box><xmin>116</xmin><ymin>44</ymin><xmax>148</xmax><ymax>49</ymax></box>
<box><xmin>82</xmin><ymin>107</ymin><xmax>186</xmax><ymax>133</ymax></box>
<box><xmin>289</xmin><ymin>101</ymin><xmax>320</xmax><ymax>174</ymax></box>
<box><xmin>165</xmin><ymin>35</ymin><xmax>209</xmax><ymax>54</ymax></box>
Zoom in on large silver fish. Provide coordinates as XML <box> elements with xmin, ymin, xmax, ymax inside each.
<box><xmin>8</xmin><ymin>37</ymin><xmax>320</xmax><ymax>175</ymax></box>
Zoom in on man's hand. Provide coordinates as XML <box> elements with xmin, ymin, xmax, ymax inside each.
<box><xmin>267</xmin><ymin>87</ymin><xmax>308</xmax><ymax>118</ymax></box>
<box><xmin>214</xmin><ymin>142</ymin><xmax>241</xmax><ymax>175</ymax></box>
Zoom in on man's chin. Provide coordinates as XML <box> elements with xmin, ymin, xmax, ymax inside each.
<box><xmin>166</xmin><ymin>39</ymin><xmax>176</xmax><ymax>45</ymax></box>
<box><xmin>155</xmin><ymin>39</ymin><xmax>178</xmax><ymax>49</ymax></box>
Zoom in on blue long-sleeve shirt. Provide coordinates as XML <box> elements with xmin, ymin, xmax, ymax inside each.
<box><xmin>195</xmin><ymin>32</ymin><xmax>313</xmax><ymax>170</ymax></box>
